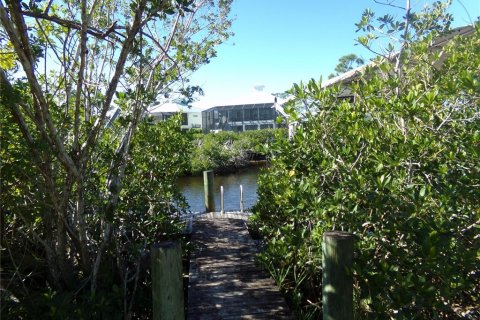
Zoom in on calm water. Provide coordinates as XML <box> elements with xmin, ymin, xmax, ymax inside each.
<box><xmin>177</xmin><ymin>168</ymin><xmax>260</xmax><ymax>213</ymax></box>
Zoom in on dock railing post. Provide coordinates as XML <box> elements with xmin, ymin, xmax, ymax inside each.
<box><xmin>152</xmin><ymin>241</ymin><xmax>184</xmax><ymax>320</ymax></box>
<box><xmin>220</xmin><ymin>185</ymin><xmax>224</xmax><ymax>214</ymax></box>
<box><xmin>322</xmin><ymin>231</ymin><xmax>354</xmax><ymax>320</ymax></box>
<box><xmin>239</xmin><ymin>185</ymin><xmax>244</xmax><ymax>213</ymax></box>
<box><xmin>203</xmin><ymin>170</ymin><xmax>215</xmax><ymax>212</ymax></box>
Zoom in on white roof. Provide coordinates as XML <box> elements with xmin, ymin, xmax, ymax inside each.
<box><xmin>149</xmin><ymin>101</ymin><xmax>202</xmax><ymax>113</ymax></box>
<box><xmin>192</xmin><ymin>88</ymin><xmax>279</xmax><ymax>109</ymax></box>
<box><xmin>219</xmin><ymin>90</ymin><xmax>277</xmax><ymax>106</ymax></box>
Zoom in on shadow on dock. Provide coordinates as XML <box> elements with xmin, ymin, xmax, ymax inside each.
<box><xmin>187</xmin><ymin>213</ymin><xmax>292</xmax><ymax>319</ymax></box>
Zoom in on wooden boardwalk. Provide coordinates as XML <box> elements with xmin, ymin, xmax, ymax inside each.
<box><xmin>187</xmin><ymin>212</ymin><xmax>292</xmax><ymax>319</ymax></box>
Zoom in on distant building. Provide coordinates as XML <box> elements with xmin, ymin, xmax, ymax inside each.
<box><xmin>321</xmin><ymin>25</ymin><xmax>476</xmax><ymax>100</ymax></box>
<box><xmin>201</xmin><ymin>102</ymin><xmax>282</xmax><ymax>133</ymax></box>
<box><xmin>281</xmin><ymin>25</ymin><xmax>477</xmax><ymax>139</ymax></box>
<box><xmin>149</xmin><ymin>102</ymin><xmax>202</xmax><ymax>130</ymax></box>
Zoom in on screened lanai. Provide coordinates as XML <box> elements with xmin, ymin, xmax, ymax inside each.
<box><xmin>201</xmin><ymin>103</ymin><xmax>282</xmax><ymax>133</ymax></box>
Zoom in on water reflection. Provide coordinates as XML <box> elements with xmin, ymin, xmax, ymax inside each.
<box><xmin>177</xmin><ymin>168</ymin><xmax>260</xmax><ymax>213</ymax></box>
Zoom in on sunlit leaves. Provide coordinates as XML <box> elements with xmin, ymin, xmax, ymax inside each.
<box><xmin>253</xmin><ymin>16</ymin><xmax>479</xmax><ymax>320</ymax></box>
<box><xmin>1</xmin><ymin>0</ymin><xmax>234</xmax><ymax>316</ymax></box>
<box><xmin>0</xmin><ymin>41</ymin><xmax>16</xmax><ymax>70</ymax></box>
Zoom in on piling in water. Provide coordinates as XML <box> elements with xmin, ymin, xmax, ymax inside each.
<box><xmin>240</xmin><ymin>185</ymin><xmax>244</xmax><ymax>213</ymax></box>
<box><xmin>203</xmin><ymin>170</ymin><xmax>215</xmax><ymax>212</ymax></box>
<box><xmin>220</xmin><ymin>185</ymin><xmax>224</xmax><ymax>214</ymax></box>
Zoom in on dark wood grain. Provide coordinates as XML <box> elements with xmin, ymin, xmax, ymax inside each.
<box><xmin>187</xmin><ymin>213</ymin><xmax>292</xmax><ymax>320</ymax></box>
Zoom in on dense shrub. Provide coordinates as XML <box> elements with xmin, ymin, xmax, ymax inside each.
<box><xmin>252</xmin><ymin>23</ymin><xmax>479</xmax><ymax>319</ymax></box>
<box><xmin>0</xmin><ymin>115</ymin><xmax>190</xmax><ymax>318</ymax></box>
<box><xmin>189</xmin><ymin>128</ymin><xmax>283</xmax><ymax>174</ymax></box>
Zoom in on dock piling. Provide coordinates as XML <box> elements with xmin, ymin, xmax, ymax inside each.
<box><xmin>220</xmin><ymin>185</ymin><xmax>224</xmax><ymax>214</ymax></box>
<box><xmin>152</xmin><ymin>241</ymin><xmax>184</xmax><ymax>320</ymax></box>
<box><xmin>240</xmin><ymin>185</ymin><xmax>244</xmax><ymax>213</ymax></box>
<box><xmin>322</xmin><ymin>231</ymin><xmax>354</xmax><ymax>320</ymax></box>
<box><xmin>203</xmin><ymin>170</ymin><xmax>215</xmax><ymax>212</ymax></box>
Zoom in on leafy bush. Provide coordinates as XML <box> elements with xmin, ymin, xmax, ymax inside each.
<box><xmin>0</xmin><ymin>115</ymin><xmax>190</xmax><ymax>318</ymax></box>
<box><xmin>252</xmin><ymin>22</ymin><xmax>479</xmax><ymax>319</ymax></box>
<box><xmin>189</xmin><ymin>129</ymin><xmax>283</xmax><ymax>174</ymax></box>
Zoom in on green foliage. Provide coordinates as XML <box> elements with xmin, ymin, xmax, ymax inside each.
<box><xmin>252</xmin><ymin>20</ymin><xmax>479</xmax><ymax>320</ymax></box>
<box><xmin>1</xmin><ymin>0</ymin><xmax>233</xmax><ymax>317</ymax></box>
<box><xmin>121</xmin><ymin>114</ymin><xmax>191</xmax><ymax>225</ymax></box>
<box><xmin>0</xmin><ymin>112</ymin><xmax>190</xmax><ymax>317</ymax></box>
<box><xmin>189</xmin><ymin>129</ymin><xmax>283</xmax><ymax>174</ymax></box>
<box><xmin>356</xmin><ymin>1</ymin><xmax>453</xmax><ymax>56</ymax></box>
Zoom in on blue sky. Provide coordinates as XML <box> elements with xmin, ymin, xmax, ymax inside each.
<box><xmin>189</xmin><ymin>0</ymin><xmax>479</xmax><ymax>108</ymax></box>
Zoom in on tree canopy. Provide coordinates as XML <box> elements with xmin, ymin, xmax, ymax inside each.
<box><xmin>1</xmin><ymin>0</ymin><xmax>232</xmax><ymax>317</ymax></box>
<box><xmin>328</xmin><ymin>53</ymin><xmax>365</xmax><ymax>79</ymax></box>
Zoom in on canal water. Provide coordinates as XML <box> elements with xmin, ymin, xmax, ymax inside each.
<box><xmin>177</xmin><ymin>168</ymin><xmax>261</xmax><ymax>213</ymax></box>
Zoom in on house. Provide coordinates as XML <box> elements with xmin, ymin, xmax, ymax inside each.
<box><xmin>321</xmin><ymin>25</ymin><xmax>476</xmax><ymax>98</ymax></box>
<box><xmin>149</xmin><ymin>101</ymin><xmax>203</xmax><ymax>130</ymax></box>
<box><xmin>198</xmin><ymin>89</ymin><xmax>287</xmax><ymax>133</ymax></box>
<box><xmin>201</xmin><ymin>102</ymin><xmax>283</xmax><ymax>133</ymax></box>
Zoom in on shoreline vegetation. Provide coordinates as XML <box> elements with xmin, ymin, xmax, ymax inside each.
<box><xmin>185</xmin><ymin>159</ymin><xmax>268</xmax><ymax>176</ymax></box>
<box><xmin>185</xmin><ymin>128</ymin><xmax>284</xmax><ymax>176</ymax></box>
<box><xmin>250</xmin><ymin>20</ymin><xmax>480</xmax><ymax>320</ymax></box>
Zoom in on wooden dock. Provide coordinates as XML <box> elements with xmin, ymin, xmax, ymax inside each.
<box><xmin>187</xmin><ymin>212</ymin><xmax>292</xmax><ymax>319</ymax></box>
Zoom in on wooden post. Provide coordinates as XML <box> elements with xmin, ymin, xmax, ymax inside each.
<box><xmin>220</xmin><ymin>185</ymin><xmax>224</xmax><ymax>214</ymax></box>
<box><xmin>152</xmin><ymin>241</ymin><xmax>184</xmax><ymax>320</ymax></box>
<box><xmin>322</xmin><ymin>231</ymin><xmax>354</xmax><ymax>320</ymax></box>
<box><xmin>203</xmin><ymin>170</ymin><xmax>215</xmax><ymax>212</ymax></box>
<box><xmin>239</xmin><ymin>185</ymin><xmax>244</xmax><ymax>213</ymax></box>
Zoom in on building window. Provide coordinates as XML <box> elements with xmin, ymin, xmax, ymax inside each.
<box><xmin>259</xmin><ymin>107</ymin><xmax>273</xmax><ymax>120</ymax></box>
<box><xmin>230</xmin><ymin>109</ymin><xmax>242</xmax><ymax>122</ymax></box>
<box><xmin>244</xmin><ymin>108</ymin><xmax>258</xmax><ymax>121</ymax></box>
<box><xmin>245</xmin><ymin>124</ymin><xmax>258</xmax><ymax>131</ymax></box>
<box><xmin>201</xmin><ymin>103</ymin><xmax>278</xmax><ymax>133</ymax></box>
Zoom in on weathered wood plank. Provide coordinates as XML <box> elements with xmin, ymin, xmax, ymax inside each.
<box><xmin>152</xmin><ymin>241</ymin><xmax>184</xmax><ymax>320</ymax></box>
<box><xmin>188</xmin><ymin>215</ymin><xmax>292</xmax><ymax>319</ymax></box>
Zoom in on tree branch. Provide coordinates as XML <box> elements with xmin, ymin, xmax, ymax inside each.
<box><xmin>0</xmin><ymin>2</ymin><xmax>80</xmax><ymax>178</ymax></box>
<box><xmin>20</xmin><ymin>9</ymin><xmax>123</xmax><ymax>41</ymax></box>
<box><xmin>373</xmin><ymin>0</ymin><xmax>405</xmax><ymax>10</ymax></box>
<box><xmin>80</xmin><ymin>0</ymin><xmax>148</xmax><ymax>166</ymax></box>
<box><xmin>73</xmin><ymin>0</ymin><xmax>88</xmax><ymax>151</ymax></box>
